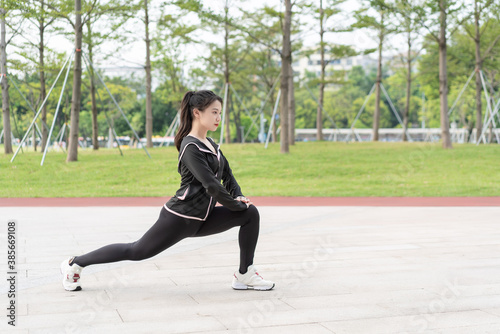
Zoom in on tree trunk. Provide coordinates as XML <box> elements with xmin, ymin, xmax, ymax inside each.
<box><xmin>317</xmin><ymin>0</ymin><xmax>324</xmax><ymax>141</ymax></box>
<box><xmin>39</xmin><ymin>0</ymin><xmax>48</xmax><ymax>152</ymax></box>
<box><xmin>280</xmin><ymin>0</ymin><xmax>291</xmax><ymax>153</ymax></box>
<box><xmin>233</xmin><ymin>95</ymin><xmax>242</xmax><ymax>143</ymax></box>
<box><xmin>144</xmin><ymin>0</ymin><xmax>153</xmax><ymax>148</ymax></box>
<box><xmin>170</xmin><ymin>61</ymin><xmax>177</xmax><ymax>93</ymax></box>
<box><xmin>64</xmin><ymin>93</ymin><xmax>69</xmax><ymax>145</ymax></box>
<box><xmin>288</xmin><ymin>61</ymin><xmax>295</xmax><ymax>145</ymax></box>
<box><xmin>317</xmin><ymin>85</ymin><xmax>324</xmax><ymax>140</ymax></box>
<box><xmin>1</xmin><ymin>8</ymin><xmax>12</xmax><ymax>154</ymax></box>
<box><xmin>67</xmin><ymin>0</ymin><xmax>83</xmax><ymax>161</ymax></box>
<box><xmin>403</xmin><ymin>32</ymin><xmax>412</xmax><ymax>142</ymax></box>
<box><xmin>372</xmin><ymin>13</ymin><xmax>384</xmax><ymax>142</ymax></box>
<box><xmin>438</xmin><ymin>0</ymin><xmax>452</xmax><ymax>149</ymax></box>
<box><xmin>224</xmin><ymin>91</ymin><xmax>231</xmax><ymax>143</ymax></box>
<box><xmin>474</xmin><ymin>0</ymin><xmax>482</xmax><ymax>141</ymax></box>
<box><xmin>224</xmin><ymin>2</ymin><xmax>231</xmax><ymax>144</ymax></box>
<box><xmin>87</xmin><ymin>19</ymin><xmax>99</xmax><ymax>150</ymax></box>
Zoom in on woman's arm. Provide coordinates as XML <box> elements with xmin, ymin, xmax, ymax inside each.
<box><xmin>222</xmin><ymin>154</ymin><xmax>254</xmax><ymax>206</ymax></box>
<box><xmin>181</xmin><ymin>144</ymin><xmax>248</xmax><ymax>211</ymax></box>
<box><xmin>221</xmin><ymin>154</ymin><xmax>244</xmax><ymax>198</ymax></box>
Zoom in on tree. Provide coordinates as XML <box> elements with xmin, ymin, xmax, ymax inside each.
<box><xmin>462</xmin><ymin>0</ymin><xmax>500</xmax><ymax>139</ymax></box>
<box><xmin>186</xmin><ymin>0</ymin><xmax>254</xmax><ymax>144</ymax></box>
<box><xmin>212</xmin><ymin>0</ymin><xmax>254</xmax><ymax>144</ymax></box>
<box><xmin>437</xmin><ymin>0</ymin><xmax>452</xmax><ymax>148</ymax></box>
<box><xmin>389</xmin><ymin>0</ymin><xmax>424</xmax><ymax>141</ymax></box>
<box><xmin>153</xmin><ymin>1</ymin><xmax>198</xmax><ymax>137</ymax></box>
<box><xmin>414</xmin><ymin>0</ymin><xmax>467</xmax><ymax>149</ymax></box>
<box><xmin>353</xmin><ymin>1</ymin><xmax>396</xmax><ymax>141</ymax></box>
<box><xmin>0</xmin><ymin>1</ymin><xmax>21</xmax><ymax>154</ymax></box>
<box><xmin>279</xmin><ymin>0</ymin><xmax>292</xmax><ymax>153</ymax></box>
<box><xmin>288</xmin><ymin>45</ymin><xmax>295</xmax><ymax>146</ymax></box>
<box><xmin>46</xmin><ymin>0</ymin><xmax>132</xmax><ymax>159</ymax></box>
<box><xmin>81</xmin><ymin>1</ymin><xmax>135</xmax><ymax>150</ymax></box>
<box><xmin>285</xmin><ymin>1</ymin><xmax>308</xmax><ymax>147</ymax></box>
<box><xmin>154</xmin><ymin>5</ymin><xmax>195</xmax><ymax>103</ymax></box>
<box><xmin>222</xmin><ymin>0</ymin><xmax>231</xmax><ymax>144</ymax></box>
<box><xmin>317</xmin><ymin>0</ymin><xmax>326</xmax><ymax>141</ymax></box>
<box><xmin>315</xmin><ymin>0</ymin><xmax>349</xmax><ymax>141</ymax></box>
<box><xmin>228</xmin><ymin>1</ymin><xmax>298</xmax><ymax>152</ymax></box>
<box><xmin>238</xmin><ymin>6</ymin><xmax>281</xmax><ymax>142</ymax></box>
<box><xmin>66</xmin><ymin>0</ymin><xmax>83</xmax><ymax>161</ymax></box>
<box><xmin>45</xmin><ymin>0</ymin><xmax>92</xmax><ymax>161</ymax></box>
<box><xmin>17</xmin><ymin>0</ymin><xmax>59</xmax><ymax>152</ymax></box>
<box><xmin>0</xmin><ymin>7</ymin><xmax>12</xmax><ymax>154</ymax></box>
<box><xmin>143</xmin><ymin>0</ymin><xmax>153</xmax><ymax>148</ymax></box>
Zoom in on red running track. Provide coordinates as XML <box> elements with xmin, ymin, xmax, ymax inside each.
<box><xmin>0</xmin><ymin>197</ymin><xmax>499</xmax><ymax>207</ymax></box>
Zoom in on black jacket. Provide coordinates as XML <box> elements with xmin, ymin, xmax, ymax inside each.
<box><xmin>164</xmin><ymin>135</ymin><xmax>248</xmax><ymax>221</ymax></box>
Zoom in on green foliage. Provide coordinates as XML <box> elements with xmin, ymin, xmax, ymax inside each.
<box><xmin>417</xmin><ymin>16</ymin><xmax>500</xmax><ymax>130</ymax></box>
<box><xmin>352</xmin><ymin>0</ymin><xmax>398</xmax><ymax>39</ymax></box>
<box><xmin>154</xmin><ymin>2</ymin><xmax>198</xmax><ymax>103</ymax></box>
<box><xmin>2</xmin><ymin>0</ymin><xmax>500</xmax><ymax>151</ymax></box>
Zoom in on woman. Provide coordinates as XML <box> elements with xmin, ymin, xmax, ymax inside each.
<box><xmin>61</xmin><ymin>90</ymin><xmax>275</xmax><ymax>292</ymax></box>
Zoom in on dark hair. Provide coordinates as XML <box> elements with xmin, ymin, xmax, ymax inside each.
<box><xmin>174</xmin><ymin>90</ymin><xmax>223</xmax><ymax>151</ymax></box>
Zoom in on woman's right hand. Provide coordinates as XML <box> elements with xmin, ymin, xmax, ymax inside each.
<box><xmin>236</xmin><ymin>196</ymin><xmax>253</xmax><ymax>208</ymax></box>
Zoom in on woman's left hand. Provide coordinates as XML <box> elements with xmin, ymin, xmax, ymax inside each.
<box><xmin>235</xmin><ymin>196</ymin><xmax>251</xmax><ymax>204</ymax></box>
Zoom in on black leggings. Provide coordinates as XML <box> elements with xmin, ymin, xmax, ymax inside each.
<box><xmin>73</xmin><ymin>205</ymin><xmax>260</xmax><ymax>274</ymax></box>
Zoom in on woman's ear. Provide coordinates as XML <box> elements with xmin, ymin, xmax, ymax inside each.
<box><xmin>192</xmin><ymin>108</ymin><xmax>200</xmax><ymax>119</ymax></box>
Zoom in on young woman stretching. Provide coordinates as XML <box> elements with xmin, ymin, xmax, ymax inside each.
<box><xmin>61</xmin><ymin>90</ymin><xmax>275</xmax><ymax>291</ymax></box>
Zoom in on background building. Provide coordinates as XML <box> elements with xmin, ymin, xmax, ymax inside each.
<box><xmin>293</xmin><ymin>51</ymin><xmax>378</xmax><ymax>79</ymax></box>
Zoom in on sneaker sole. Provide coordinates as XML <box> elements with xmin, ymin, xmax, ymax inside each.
<box><xmin>232</xmin><ymin>282</ymin><xmax>275</xmax><ymax>291</ymax></box>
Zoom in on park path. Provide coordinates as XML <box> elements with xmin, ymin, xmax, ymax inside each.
<box><xmin>1</xmin><ymin>204</ymin><xmax>500</xmax><ymax>333</ymax></box>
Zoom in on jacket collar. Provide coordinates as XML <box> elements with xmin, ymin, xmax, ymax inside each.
<box><xmin>181</xmin><ymin>135</ymin><xmax>219</xmax><ymax>156</ymax></box>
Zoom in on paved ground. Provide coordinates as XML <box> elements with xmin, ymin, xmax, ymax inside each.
<box><xmin>1</xmin><ymin>203</ymin><xmax>500</xmax><ymax>333</ymax></box>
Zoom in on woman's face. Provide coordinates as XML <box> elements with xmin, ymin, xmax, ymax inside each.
<box><xmin>196</xmin><ymin>100</ymin><xmax>222</xmax><ymax>132</ymax></box>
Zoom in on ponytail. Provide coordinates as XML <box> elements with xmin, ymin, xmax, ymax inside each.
<box><xmin>175</xmin><ymin>91</ymin><xmax>195</xmax><ymax>151</ymax></box>
<box><xmin>174</xmin><ymin>90</ymin><xmax>223</xmax><ymax>151</ymax></box>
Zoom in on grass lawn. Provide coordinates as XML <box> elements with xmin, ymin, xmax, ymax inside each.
<box><xmin>0</xmin><ymin>141</ymin><xmax>499</xmax><ymax>197</ymax></box>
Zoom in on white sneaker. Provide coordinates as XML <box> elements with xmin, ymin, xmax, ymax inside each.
<box><xmin>60</xmin><ymin>257</ymin><xmax>83</xmax><ymax>291</ymax></box>
<box><xmin>232</xmin><ymin>265</ymin><xmax>275</xmax><ymax>291</ymax></box>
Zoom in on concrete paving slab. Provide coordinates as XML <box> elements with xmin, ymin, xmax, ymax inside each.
<box><xmin>321</xmin><ymin>311</ymin><xmax>500</xmax><ymax>333</ymax></box>
<box><xmin>208</xmin><ymin>323</ymin><xmax>334</xmax><ymax>334</ymax></box>
<box><xmin>1</xmin><ymin>205</ymin><xmax>500</xmax><ymax>333</ymax></box>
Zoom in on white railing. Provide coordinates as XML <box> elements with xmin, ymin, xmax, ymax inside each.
<box><xmin>295</xmin><ymin>128</ymin><xmax>500</xmax><ymax>143</ymax></box>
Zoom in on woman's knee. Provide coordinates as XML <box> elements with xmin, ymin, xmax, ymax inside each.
<box><xmin>126</xmin><ymin>241</ymin><xmax>150</xmax><ymax>261</ymax></box>
<box><xmin>247</xmin><ymin>204</ymin><xmax>260</xmax><ymax>222</ymax></box>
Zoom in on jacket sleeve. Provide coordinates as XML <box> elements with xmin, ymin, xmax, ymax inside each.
<box><xmin>181</xmin><ymin>144</ymin><xmax>247</xmax><ymax>211</ymax></box>
<box><xmin>221</xmin><ymin>153</ymin><xmax>244</xmax><ymax>198</ymax></box>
